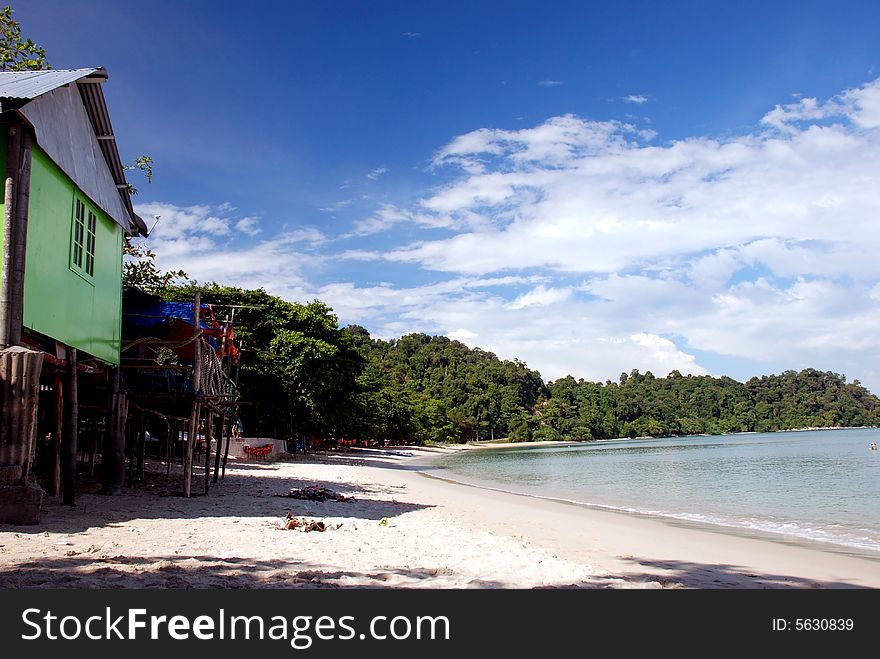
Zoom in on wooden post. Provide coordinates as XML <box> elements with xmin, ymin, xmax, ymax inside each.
<box><xmin>165</xmin><ymin>419</ymin><xmax>172</xmax><ymax>477</ymax></box>
<box><xmin>137</xmin><ymin>413</ymin><xmax>146</xmax><ymax>481</ymax></box>
<box><xmin>88</xmin><ymin>416</ymin><xmax>98</xmax><ymax>478</ymax></box>
<box><xmin>183</xmin><ymin>292</ymin><xmax>201</xmax><ymax>497</ymax></box>
<box><xmin>126</xmin><ymin>415</ymin><xmax>134</xmax><ymax>487</ymax></box>
<box><xmin>101</xmin><ymin>367</ymin><xmax>126</xmax><ymax>495</ymax></box>
<box><xmin>212</xmin><ymin>412</ymin><xmax>224</xmax><ymax>483</ymax></box>
<box><xmin>9</xmin><ymin>126</ymin><xmax>32</xmax><ymax>347</ymax></box>
<box><xmin>204</xmin><ymin>411</ymin><xmax>213</xmax><ymax>494</ymax></box>
<box><xmin>0</xmin><ymin>177</ymin><xmax>14</xmax><ymax>348</ymax></box>
<box><xmin>221</xmin><ymin>416</ymin><xmax>233</xmax><ymax>479</ymax></box>
<box><xmin>62</xmin><ymin>349</ymin><xmax>78</xmax><ymax>505</ymax></box>
<box><xmin>51</xmin><ymin>371</ymin><xmax>62</xmax><ymax>497</ymax></box>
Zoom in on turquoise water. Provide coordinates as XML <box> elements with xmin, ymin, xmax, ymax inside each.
<box><xmin>428</xmin><ymin>428</ymin><xmax>880</xmax><ymax>556</ymax></box>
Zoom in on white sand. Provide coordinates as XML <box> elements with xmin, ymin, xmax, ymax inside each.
<box><xmin>1</xmin><ymin>446</ymin><xmax>879</xmax><ymax>588</ymax></box>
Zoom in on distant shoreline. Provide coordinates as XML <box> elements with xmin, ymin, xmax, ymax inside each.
<box><xmin>460</xmin><ymin>425</ymin><xmax>879</xmax><ymax>449</ymax></box>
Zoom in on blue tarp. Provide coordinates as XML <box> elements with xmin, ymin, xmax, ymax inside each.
<box><xmin>125</xmin><ymin>302</ymin><xmax>215</xmax><ymax>330</ymax></box>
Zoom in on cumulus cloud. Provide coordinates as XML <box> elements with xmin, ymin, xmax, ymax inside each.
<box><xmin>353</xmin><ymin>78</ymin><xmax>880</xmax><ymax>388</ymax></box>
<box><xmin>132</xmin><ymin>201</ymin><xmax>324</xmax><ymax>300</ymax></box>
<box><xmin>507</xmin><ymin>284</ymin><xmax>572</xmax><ymax>309</ymax></box>
<box><xmin>139</xmin><ymin>78</ymin><xmax>880</xmax><ymax>391</ymax></box>
<box><xmin>623</xmin><ymin>94</ymin><xmax>648</xmax><ymax>104</ymax></box>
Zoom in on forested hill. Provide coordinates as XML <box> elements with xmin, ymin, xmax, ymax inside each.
<box><xmin>537</xmin><ymin>368</ymin><xmax>880</xmax><ymax>441</ymax></box>
<box><xmin>352</xmin><ymin>333</ymin><xmax>880</xmax><ymax>441</ymax></box>
<box><xmin>157</xmin><ymin>284</ymin><xmax>879</xmax><ymax>442</ymax></box>
<box><xmin>345</xmin><ymin>328</ymin><xmax>546</xmax><ymax>442</ymax></box>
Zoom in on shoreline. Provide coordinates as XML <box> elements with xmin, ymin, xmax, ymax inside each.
<box><xmin>416</xmin><ymin>465</ymin><xmax>880</xmax><ymax>564</ymax></box>
<box><xmin>2</xmin><ymin>446</ymin><xmax>879</xmax><ymax>588</ymax></box>
<box><xmin>418</xmin><ymin>437</ymin><xmax>880</xmax><ymax>561</ymax></box>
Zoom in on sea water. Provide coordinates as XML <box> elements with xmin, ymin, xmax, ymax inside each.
<box><xmin>428</xmin><ymin>428</ymin><xmax>880</xmax><ymax>557</ymax></box>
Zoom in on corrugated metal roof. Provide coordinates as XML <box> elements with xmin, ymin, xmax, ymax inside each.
<box><xmin>0</xmin><ymin>68</ymin><xmax>103</xmax><ymax>100</ymax></box>
<box><xmin>0</xmin><ymin>67</ymin><xmax>145</xmax><ymax>236</ymax></box>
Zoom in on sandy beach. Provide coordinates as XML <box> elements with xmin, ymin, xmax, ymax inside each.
<box><xmin>1</xmin><ymin>445</ymin><xmax>879</xmax><ymax>589</ymax></box>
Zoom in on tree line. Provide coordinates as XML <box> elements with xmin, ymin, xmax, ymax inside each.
<box><xmin>153</xmin><ymin>284</ymin><xmax>879</xmax><ymax>444</ymax></box>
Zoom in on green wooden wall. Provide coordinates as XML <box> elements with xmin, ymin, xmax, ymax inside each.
<box><xmin>22</xmin><ymin>145</ymin><xmax>123</xmax><ymax>365</ymax></box>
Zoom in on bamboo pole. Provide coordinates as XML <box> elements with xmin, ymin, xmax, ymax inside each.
<box><xmin>0</xmin><ymin>177</ymin><xmax>14</xmax><ymax>348</ymax></box>
<box><xmin>101</xmin><ymin>367</ymin><xmax>126</xmax><ymax>495</ymax></box>
<box><xmin>137</xmin><ymin>413</ymin><xmax>145</xmax><ymax>481</ymax></box>
<box><xmin>51</xmin><ymin>370</ymin><xmax>62</xmax><ymax>497</ymax></box>
<box><xmin>9</xmin><ymin>127</ymin><xmax>32</xmax><ymax>347</ymax></box>
<box><xmin>89</xmin><ymin>416</ymin><xmax>98</xmax><ymax>478</ymax></box>
<box><xmin>126</xmin><ymin>416</ymin><xmax>134</xmax><ymax>488</ymax></box>
<box><xmin>183</xmin><ymin>292</ymin><xmax>201</xmax><ymax>497</ymax></box>
<box><xmin>165</xmin><ymin>419</ymin><xmax>172</xmax><ymax>477</ymax></box>
<box><xmin>62</xmin><ymin>349</ymin><xmax>78</xmax><ymax>505</ymax></box>
<box><xmin>212</xmin><ymin>412</ymin><xmax>224</xmax><ymax>484</ymax></box>
<box><xmin>203</xmin><ymin>412</ymin><xmax>213</xmax><ymax>495</ymax></box>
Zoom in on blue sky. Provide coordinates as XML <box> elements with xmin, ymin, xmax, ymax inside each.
<box><xmin>19</xmin><ymin>1</ymin><xmax>880</xmax><ymax>390</ymax></box>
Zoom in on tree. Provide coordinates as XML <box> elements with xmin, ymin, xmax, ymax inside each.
<box><xmin>0</xmin><ymin>6</ymin><xmax>49</xmax><ymax>71</ymax></box>
<box><xmin>123</xmin><ymin>241</ymin><xmax>188</xmax><ymax>291</ymax></box>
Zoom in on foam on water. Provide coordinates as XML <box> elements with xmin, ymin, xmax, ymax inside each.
<box><xmin>427</xmin><ymin>428</ymin><xmax>880</xmax><ymax>557</ymax></box>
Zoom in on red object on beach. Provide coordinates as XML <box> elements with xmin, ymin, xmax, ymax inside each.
<box><xmin>243</xmin><ymin>444</ymin><xmax>272</xmax><ymax>458</ymax></box>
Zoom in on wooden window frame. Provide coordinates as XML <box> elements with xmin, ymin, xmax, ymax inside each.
<box><xmin>70</xmin><ymin>194</ymin><xmax>97</xmax><ymax>283</ymax></box>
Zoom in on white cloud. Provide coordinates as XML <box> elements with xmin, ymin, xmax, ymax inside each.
<box><xmin>538</xmin><ymin>79</ymin><xmax>564</xmax><ymax>87</ymax></box>
<box><xmin>348</xmin><ymin>203</ymin><xmax>458</xmax><ymax>236</ymax></box>
<box><xmin>402</xmin><ymin>31</ymin><xmax>421</xmax><ymax>38</ymax></box>
<box><xmin>367</xmin><ymin>166</ymin><xmax>389</xmax><ymax>180</ymax></box>
<box><xmin>623</xmin><ymin>94</ymin><xmax>648</xmax><ymax>104</ymax></box>
<box><xmin>132</xmin><ymin>201</ymin><xmax>324</xmax><ymax>300</ymax></box>
<box><xmin>140</xmin><ymin>78</ymin><xmax>880</xmax><ymax>391</ymax></box>
<box><xmin>235</xmin><ymin>217</ymin><xmax>261</xmax><ymax>236</ymax></box>
<box><xmin>507</xmin><ymin>285</ymin><xmax>571</xmax><ymax>309</ymax></box>
<box><xmin>360</xmin><ymin>77</ymin><xmax>880</xmax><ymax>388</ymax></box>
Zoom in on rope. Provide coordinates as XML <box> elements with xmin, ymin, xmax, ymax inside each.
<box><xmin>121</xmin><ymin>331</ymin><xmax>203</xmax><ymax>354</ymax></box>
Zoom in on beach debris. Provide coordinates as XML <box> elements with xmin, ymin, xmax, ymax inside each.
<box><xmin>277</xmin><ymin>512</ymin><xmax>327</xmax><ymax>532</ymax></box>
<box><xmin>277</xmin><ymin>484</ymin><xmax>356</xmax><ymax>502</ymax></box>
<box><xmin>378</xmin><ymin>517</ymin><xmax>389</xmax><ymax>527</ymax></box>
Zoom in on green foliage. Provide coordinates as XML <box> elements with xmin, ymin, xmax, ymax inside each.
<box><xmin>345</xmin><ymin>330</ymin><xmax>548</xmax><ymax>444</ymax></box>
<box><xmin>124</xmin><ymin>155</ymin><xmax>154</xmax><ymax>195</ymax></box>
<box><xmin>0</xmin><ymin>6</ymin><xmax>49</xmax><ymax>72</ymax></box>
<box><xmin>160</xmin><ymin>284</ymin><xmax>363</xmax><ymax>439</ymax></box>
<box><xmin>533</xmin><ymin>368</ymin><xmax>880</xmax><ymax>440</ymax></box>
<box><xmin>148</xmin><ymin>286</ymin><xmax>880</xmax><ymax>445</ymax></box>
<box><xmin>123</xmin><ymin>241</ymin><xmax>188</xmax><ymax>291</ymax></box>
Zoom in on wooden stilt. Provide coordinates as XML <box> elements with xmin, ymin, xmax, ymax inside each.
<box><xmin>183</xmin><ymin>292</ymin><xmax>201</xmax><ymax>498</ymax></box>
<box><xmin>126</xmin><ymin>415</ymin><xmax>134</xmax><ymax>488</ymax></box>
<box><xmin>204</xmin><ymin>412</ymin><xmax>213</xmax><ymax>495</ymax></box>
<box><xmin>101</xmin><ymin>367</ymin><xmax>126</xmax><ymax>495</ymax></box>
<box><xmin>212</xmin><ymin>412</ymin><xmax>224</xmax><ymax>483</ymax></box>
<box><xmin>62</xmin><ymin>348</ymin><xmax>78</xmax><ymax>505</ymax></box>
<box><xmin>51</xmin><ymin>370</ymin><xmax>62</xmax><ymax>497</ymax></box>
<box><xmin>165</xmin><ymin>419</ymin><xmax>172</xmax><ymax>477</ymax></box>
<box><xmin>137</xmin><ymin>413</ymin><xmax>145</xmax><ymax>481</ymax></box>
<box><xmin>221</xmin><ymin>417</ymin><xmax>232</xmax><ymax>479</ymax></box>
<box><xmin>89</xmin><ymin>416</ymin><xmax>98</xmax><ymax>478</ymax></box>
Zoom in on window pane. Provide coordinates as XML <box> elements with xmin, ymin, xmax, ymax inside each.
<box><xmin>73</xmin><ymin>199</ymin><xmax>86</xmax><ymax>268</ymax></box>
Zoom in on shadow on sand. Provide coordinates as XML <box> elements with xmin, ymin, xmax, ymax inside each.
<box><xmin>2</xmin><ymin>458</ymin><xmax>433</xmax><ymax>536</ymax></box>
<box><xmin>588</xmin><ymin>556</ymin><xmax>871</xmax><ymax>589</ymax></box>
<box><xmin>0</xmin><ymin>554</ymin><xmax>504</xmax><ymax>589</ymax></box>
